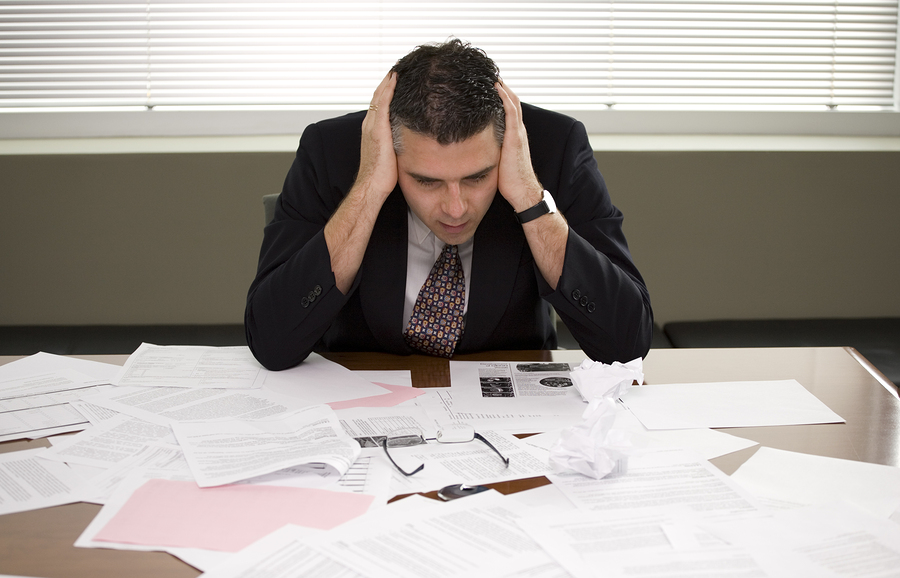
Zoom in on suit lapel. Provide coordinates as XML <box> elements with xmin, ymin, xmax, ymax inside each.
<box><xmin>359</xmin><ymin>189</ymin><xmax>411</xmax><ymax>354</ymax></box>
<box><xmin>459</xmin><ymin>194</ymin><xmax>526</xmax><ymax>350</ymax></box>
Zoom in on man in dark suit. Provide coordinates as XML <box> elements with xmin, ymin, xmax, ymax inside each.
<box><xmin>246</xmin><ymin>39</ymin><xmax>653</xmax><ymax>371</ymax></box>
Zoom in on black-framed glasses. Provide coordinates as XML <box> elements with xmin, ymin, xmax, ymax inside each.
<box><xmin>378</xmin><ymin>424</ymin><xmax>510</xmax><ymax>477</ymax></box>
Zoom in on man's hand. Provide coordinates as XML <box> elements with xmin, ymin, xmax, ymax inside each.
<box><xmin>495</xmin><ymin>81</ymin><xmax>544</xmax><ymax>212</ymax></box>
<box><xmin>495</xmin><ymin>80</ymin><xmax>568</xmax><ymax>290</ymax></box>
<box><xmin>358</xmin><ymin>71</ymin><xmax>399</xmax><ymax>201</ymax></box>
<box><xmin>324</xmin><ymin>71</ymin><xmax>398</xmax><ymax>294</ymax></box>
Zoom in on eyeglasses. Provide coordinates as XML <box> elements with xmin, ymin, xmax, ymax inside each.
<box><xmin>378</xmin><ymin>424</ymin><xmax>510</xmax><ymax>477</ymax></box>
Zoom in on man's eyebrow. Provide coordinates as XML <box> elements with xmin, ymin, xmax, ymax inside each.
<box><xmin>463</xmin><ymin>165</ymin><xmax>496</xmax><ymax>180</ymax></box>
<box><xmin>405</xmin><ymin>165</ymin><xmax>496</xmax><ymax>183</ymax></box>
<box><xmin>407</xmin><ymin>171</ymin><xmax>440</xmax><ymax>182</ymax></box>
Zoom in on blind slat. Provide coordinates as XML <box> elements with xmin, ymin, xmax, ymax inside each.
<box><xmin>1</xmin><ymin>0</ymin><xmax>896</xmax><ymax>111</ymax></box>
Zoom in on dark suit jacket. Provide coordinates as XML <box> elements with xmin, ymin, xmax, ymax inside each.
<box><xmin>245</xmin><ymin>104</ymin><xmax>653</xmax><ymax>370</ymax></box>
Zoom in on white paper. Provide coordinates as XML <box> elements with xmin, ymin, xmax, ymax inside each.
<box><xmin>199</xmin><ymin>524</ymin><xmax>359</xmax><ymax>578</ymax></box>
<box><xmin>316</xmin><ymin>490</ymin><xmax>561</xmax><ymax>578</ymax></box>
<box><xmin>518</xmin><ymin>506</ymin><xmax>757</xmax><ymax>578</ymax></box>
<box><xmin>259</xmin><ymin>353</ymin><xmax>390</xmax><ymax>405</ymax></box>
<box><xmin>0</xmin><ymin>368</ymin><xmax>115</xmax><ymax>441</ymax></box>
<box><xmin>610</xmin><ymin>405</ymin><xmax>759</xmax><ymax>460</ymax></box>
<box><xmin>449</xmin><ymin>361</ymin><xmax>587</xmax><ymax>415</ymax></box>
<box><xmin>82</xmin><ymin>384</ymin><xmax>303</xmax><ymax>427</ymax></box>
<box><xmin>0</xmin><ymin>448</ymin><xmax>86</xmax><ymax>515</ymax></box>
<box><xmin>114</xmin><ymin>343</ymin><xmax>268</xmax><ymax>389</ymax></box>
<box><xmin>548</xmin><ymin>449</ymin><xmax>763</xmax><ymax>520</ymax></box>
<box><xmin>707</xmin><ymin>503</ymin><xmax>900</xmax><ymax>577</ymax></box>
<box><xmin>730</xmin><ymin>446</ymin><xmax>900</xmax><ymax>518</ymax></box>
<box><xmin>172</xmin><ymin>405</ymin><xmax>361</xmax><ymax>487</ymax></box>
<box><xmin>42</xmin><ymin>413</ymin><xmax>176</xmax><ymax>469</ymax></box>
<box><xmin>415</xmin><ymin>387</ymin><xmax>580</xmax><ymax>435</ymax></box>
<box><xmin>0</xmin><ymin>351</ymin><xmax>121</xmax><ymax>383</ymax></box>
<box><xmin>82</xmin><ymin>442</ymin><xmax>192</xmax><ymax>503</ymax></box>
<box><xmin>622</xmin><ymin>380</ymin><xmax>844</xmax><ymax>429</ymax></box>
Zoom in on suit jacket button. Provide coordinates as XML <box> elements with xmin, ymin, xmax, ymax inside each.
<box><xmin>314</xmin><ymin>285</ymin><xmax>322</xmax><ymax>295</ymax></box>
<box><xmin>308</xmin><ymin>291</ymin><xmax>316</xmax><ymax>302</ymax></box>
<box><xmin>587</xmin><ymin>302</ymin><xmax>596</xmax><ymax>313</ymax></box>
<box><xmin>580</xmin><ymin>296</ymin><xmax>589</xmax><ymax>307</ymax></box>
<box><xmin>301</xmin><ymin>297</ymin><xmax>309</xmax><ymax>308</ymax></box>
<box><xmin>572</xmin><ymin>289</ymin><xmax>581</xmax><ymax>301</ymax></box>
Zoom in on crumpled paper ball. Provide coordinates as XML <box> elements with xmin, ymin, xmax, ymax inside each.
<box><xmin>548</xmin><ymin>358</ymin><xmax>643</xmax><ymax>479</ymax></box>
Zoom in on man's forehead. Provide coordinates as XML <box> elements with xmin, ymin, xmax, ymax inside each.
<box><xmin>396</xmin><ymin>125</ymin><xmax>500</xmax><ymax>177</ymax></box>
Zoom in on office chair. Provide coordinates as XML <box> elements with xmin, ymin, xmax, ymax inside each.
<box><xmin>263</xmin><ymin>193</ymin><xmax>279</xmax><ymax>225</ymax></box>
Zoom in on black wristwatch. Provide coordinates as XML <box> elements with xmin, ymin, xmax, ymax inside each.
<box><xmin>515</xmin><ymin>190</ymin><xmax>557</xmax><ymax>224</ymax></box>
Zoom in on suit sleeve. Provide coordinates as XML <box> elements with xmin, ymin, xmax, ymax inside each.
<box><xmin>244</xmin><ymin>121</ymin><xmax>359</xmax><ymax>370</ymax></box>
<box><xmin>536</xmin><ymin>118</ymin><xmax>654</xmax><ymax>363</ymax></box>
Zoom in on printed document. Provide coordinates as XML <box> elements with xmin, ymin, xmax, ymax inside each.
<box><xmin>0</xmin><ymin>368</ymin><xmax>114</xmax><ymax>441</ymax></box>
<box><xmin>316</xmin><ymin>490</ymin><xmax>562</xmax><ymax>578</ymax></box>
<box><xmin>449</xmin><ymin>360</ymin><xmax>586</xmax><ymax>415</ymax></box>
<box><xmin>730</xmin><ymin>446</ymin><xmax>900</xmax><ymax>517</ymax></box>
<box><xmin>0</xmin><ymin>448</ymin><xmax>86</xmax><ymax>515</ymax></box>
<box><xmin>82</xmin><ymin>384</ymin><xmax>303</xmax><ymax>427</ymax></box>
<box><xmin>707</xmin><ymin>502</ymin><xmax>900</xmax><ymax>577</ymax></box>
<box><xmin>114</xmin><ymin>343</ymin><xmax>268</xmax><ymax>389</ymax></box>
<box><xmin>621</xmin><ymin>379</ymin><xmax>844</xmax><ymax>429</ymax></box>
<box><xmin>548</xmin><ymin>449</ymin><xmax>762</xmax><ymax>520</ymax></box>
<box><xmin>171</xmin><ymin>404</ymin><xmax>361</xmax><ymax>487</ymax></box>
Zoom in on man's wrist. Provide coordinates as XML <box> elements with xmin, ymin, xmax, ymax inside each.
<box><xmin>515</xmin><ymin>190</ymin><xmax>557</xmax><ymax>224</ymax></box>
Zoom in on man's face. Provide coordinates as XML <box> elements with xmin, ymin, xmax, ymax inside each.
<box><xmin>396</xmin><ymin>125</ymin><xmax>500</xmax><ymax>246</ymax></box>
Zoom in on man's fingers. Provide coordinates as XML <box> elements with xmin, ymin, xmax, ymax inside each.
<box><xmin>369</xmin><ymin>71</ymin><xmax>397</xmax><ymax>117</ymax></box>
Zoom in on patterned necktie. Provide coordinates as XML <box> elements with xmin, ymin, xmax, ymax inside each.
<box><xmin>404</xmin><ymin>244</ymin><xmax>466</xmax><ymax>358</ymax></box>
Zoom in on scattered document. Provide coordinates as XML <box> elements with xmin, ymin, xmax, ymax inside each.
<box><xmin>415</xmin><ymin>387</ymin><xmax>580</xmax><ymax>434</ymax></box>
<box><xmin>82</xmin><ymin>384</ymin><xmax>303</xmax><ymax>427</ymax></box>
<box><xmin>91</xmin><ymin>478</ymin><xmax>374</xmax><ymax>552</ymax></box>
<box><xmin>198</xmin><ymin>524</ymin><xmax>358</xmax><ymax>578</ymax></box>
<box><xmin>0</xmin><ymin>351</ymin><xmax>121</xmax><ymax>383</ymax></box>
<box><xmin>706</xmin><ymin>502</ymin><xmax>900</xmax><ymax>577</ymax></box>
<box><xmin>518</xmin><ymin>506</ymin><xmax>765</xmax><ymax>578</ymax></box>
<box><xmin>258</xmin><ymin>353</ymin><xmax>391</xmax><ymax>405</ymax></box>
<box><xmin>730</xmin><ymin>446</ymin><xmax>900</xmax><ymax>518</ymax></box>
<box><xmin>0</xmin><ymin>448</ymin><xmax>86</xmax><ymax>515</ymax></box>
<box><xmin>315</xmin><ymin>490</ymin><xmax>562</xmax><ymax>578</ymax></box>
<box><xmin>82</xmin><ymin>442</ymin><xmax>191</xmax><ymax>503</ymax></box>
<box><xmin>548</xmin><ymin>449</ymin><xmax>763</xmax><ymax>520</ymax></box>
<box><xmin>114</xmin><ymin>343</ymin><xmax>268</xmax><ymax>389</ymax></box>
<box><xmin>42</xmin><ymin>413</ymin><xmax>176</xmax><ymax>469</ymax></box>
<box><xmin>622</xmin><ymin>379</ymin><xmax>844</xmax><ymax>429</ymax></box>
<box><xmin>172</xmin><ymin>404</ymin><xmax>361</xmax><ymax>487</ymax></box>
<box><xmin>449</xmin><ymin>360</ymin><xmax>586</xmax><ymax>414</ymax></box>
<box><xmin>0</xmin><ymin>368</ymin><xmax>115</xmax><ymax>441</ymax></box>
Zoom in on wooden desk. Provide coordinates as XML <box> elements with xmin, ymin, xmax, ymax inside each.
<box><xmin>1</xmin><ymin>347</ymin><xmax>898</xmax><ymax>578</ymax></box>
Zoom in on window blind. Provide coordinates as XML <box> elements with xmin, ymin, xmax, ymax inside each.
<box><xmin>1</xmin><ymin>0</ymin><xmax>897</xmax><ymax>112</ymax></box>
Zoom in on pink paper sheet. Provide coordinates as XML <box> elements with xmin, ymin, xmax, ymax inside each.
<box><xmin>327</xmin><ymin>382</ymin><xmax>425</xmax><ymax>410</ymax></box>
<box><xmin>94</xmin><ymin>479</ymin><xmax>374</xmax><ymax>552</ymax></box>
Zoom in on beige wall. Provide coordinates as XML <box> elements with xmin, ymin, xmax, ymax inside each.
<box><xmin>1</xmin><ymin>149</ymin><xmax>898</xmax><ymax>326</ymax></box>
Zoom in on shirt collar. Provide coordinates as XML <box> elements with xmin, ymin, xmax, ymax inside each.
<box><xmin>409</xmin><ymin>209</ymin><xmax>435</xmax><ymax>246</ymax></box>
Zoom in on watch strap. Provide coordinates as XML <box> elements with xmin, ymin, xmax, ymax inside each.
<box><xmin>515</xmin><ymin>190</ymin><xmax>553</xmax><ymax>224</ymax></box>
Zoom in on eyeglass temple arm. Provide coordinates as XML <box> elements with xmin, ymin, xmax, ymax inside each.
<box><xmin>474</xmin><ymin>432</ymin><xmax>510</xmax><ymax>467</ymax></box>
<box><xmin>381</xmin><ymin>438</ymin><xmax>424</xmax><ymax>476</ymax></box>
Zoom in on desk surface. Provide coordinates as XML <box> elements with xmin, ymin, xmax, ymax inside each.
<box><xmin>1</xmin><ymin>347</ymin><xmax>898</xmax><ymax>578</ymax></box>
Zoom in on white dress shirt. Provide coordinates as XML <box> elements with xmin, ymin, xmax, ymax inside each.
<box><xmin>404</xmin><ymin>210</ymin><xmax>473</xmax><ymax>331</ymax></box>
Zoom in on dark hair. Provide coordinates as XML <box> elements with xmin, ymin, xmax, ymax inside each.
<box><xmin>390</xmin><ymin>39</ymin><xmax>505</xmax><ymax>153</ymax></box>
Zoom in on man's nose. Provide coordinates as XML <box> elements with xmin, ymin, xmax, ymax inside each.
<box><xmin>443</xmin><ymin>183</ymin><xmax>466</xmax><ymax>219</ymax></box>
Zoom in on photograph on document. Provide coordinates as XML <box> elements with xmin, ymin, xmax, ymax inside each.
<box><xmin>449</xmin><ymin>360</ymin><xmax>586</xmax><ymax>415</ymax></box>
